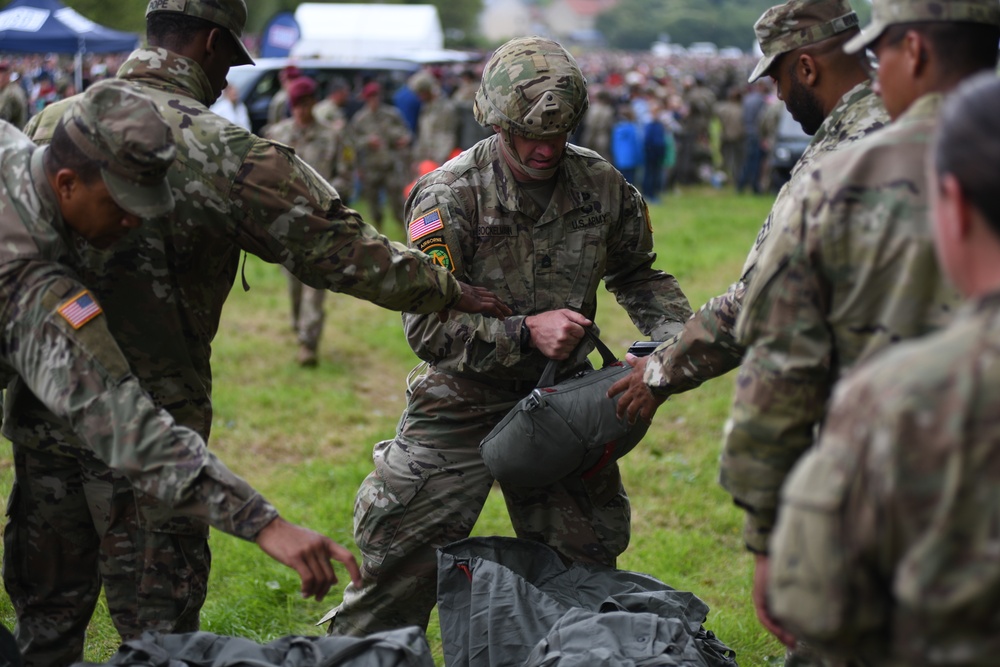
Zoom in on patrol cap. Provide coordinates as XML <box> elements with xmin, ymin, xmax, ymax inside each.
<box><xmin>748</xmin><ymin>0</ymin><xmax>861</xmax><ymax>83</ymax></box>
<box><xmin>844</xmin><ymin>0</ymin><xmax>1000</xmax><ymax>53</ymax></box>
<box><xmin>146</xmin><ymin>0</ymin><xmax>255</xmax><ymax>66</ymax></box>
<box><xmin>59</xmin><ymin>79</ymin><xmax>176</xmax><ymax>218</ymax></box>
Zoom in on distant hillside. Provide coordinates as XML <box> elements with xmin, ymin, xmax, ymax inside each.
<box><xmin>597</xmin><ymin>0</ymin><xmax>871</xmax><ymax>51</ymax></box>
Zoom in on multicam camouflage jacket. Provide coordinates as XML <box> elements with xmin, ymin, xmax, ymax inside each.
<box><xmin>0</xmin><ymin>123</ymin><xmax>277</xmax><ymax>540</ymax></box>
<box><xmin>402</xmin><ymin>136</ymin><xmax>692</xmax><ymax>384</ymax></box>
<box><xmin>16</xmin><ymin>47</ymin><xmax>463</xmax><ymax>450</ymax></box>
<box><xmin>16</xmin><ymin>48</ymin><xmax>466</xmax><ymax>534</ymax></box>
<box><xmin>770</xmin><ymin>291</ymin><xmax>1000</xmax><ymax>665</ymax></box>
<box><xmin>348</xmin><ymin>103</ymin><xmax>412</xmax><ymax>171</ymax></box>
<box><xmin>721</xmin><ymin>93</ymin><xmax>959</xmax><ymax>553</ymax></box>
<box><xmin>644</xmin><ymin>81</ymin><xmax>887</xmax><ymax>396</ymax></box>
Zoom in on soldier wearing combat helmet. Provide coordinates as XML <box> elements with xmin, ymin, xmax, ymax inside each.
<box><xmin>16</xmin><ymin>0</ymin><xmax>510</xmax><ymax>663</ymax></box>
<box><xmin>321</xmin><ymin>36</ymin><xmax>692</xmax><ymax>636</ymax></box>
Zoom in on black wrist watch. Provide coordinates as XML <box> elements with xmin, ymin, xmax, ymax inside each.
<box><xmin>519</xmin><ymin>319</ymin><xmax>531</xmax><ymax>352</ymax></box>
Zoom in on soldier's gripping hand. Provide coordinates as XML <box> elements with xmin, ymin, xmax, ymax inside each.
<box><xmin>524</xmin><ymin>309</ymin><xmax>593</xmax><ymax>360</ymax></box>
<box><xmin>438</xmin><ymin>281</ymin><xmax>513</xmax><ymax>322</ymax></box>
<box><xmin>608</xmin><ymin>355</ymin><xmax>666</xmax><ymax>424</ymax></box>
<box><xmin>255</xmin><ymin>517</ymin><xmax>362</xmax><ymax>601</ymax></box>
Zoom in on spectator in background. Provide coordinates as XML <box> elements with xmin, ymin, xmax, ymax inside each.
<box><xmin>410</xmin><ymin>70</ymin><xmax>458</xmax><ymax>168</ymax></box>
<box><xmin>611</xmin><ymin>103</ymin><xmax>642</xmax><ymax>184</ymax></box>
<box><xmin>348</xmin><ymin>81</ymin><xmax>412</xmax><ymax>232</ymax></box>
<box><xmin>715</xmin><ymin>86</ymin><xmax>745</xmax><ymax>187</ymax></box>
<box><xmin>580</xmin><ymin>87</ymin><xmax>615</xmax><ymax>162</ymax></box>
<box><xmin>265</xmin><ymin>76</ymin><xmax>350</xmax><ymax>367</ymax></box>
<box><xmin>266</xmin><ymin>64</ymin><xmax>300</xmax><ymax>127</ymax></box>
<box><xmin>737</xmin><ymin>81</ymin><xmax>767</xmax><ymax>194</ymax></box>
<box><xmin>210</xmin><ymin>83</ymin><xmax>250</xmax><ymax>130</ymax></box>
<box><xmin>0</xmin><ymin>61</ymin><xmax>28</xmax><ymax>129</ymax></box>
<box><xmin>642</xmin><ymin>100</ymin><xmax>668</xmax><ymax>202</ymax></box>
<box><xmin>393</xmin><ymin>71</ymin><xmax>424</xmax><ymax>134</ymax></box>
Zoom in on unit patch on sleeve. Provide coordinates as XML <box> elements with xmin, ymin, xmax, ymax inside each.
<box><xmin>409</xmin><ymin>208</ymin><xmax>444</xmax><ymax>242</ymax></box>
<box><xmin>58</xmin><ymin>290</ymin><xmax>102</xmax><ymax>329</ymax></box>
<box><xmin>415</xmin><ymin>234</ymin><xmax>455</xmax><ymax>273</ymax></box>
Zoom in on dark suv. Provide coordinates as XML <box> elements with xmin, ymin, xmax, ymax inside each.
<box><xmin>227</xmin><ymin>57</ymin><xmax>421</xmax><ymax>135</ymax></box>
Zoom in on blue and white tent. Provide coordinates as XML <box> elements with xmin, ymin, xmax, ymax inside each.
<box><xmin>0</xmin><ymin>0</ymin><xmax>139</xmax><ymax>90</ymax></box>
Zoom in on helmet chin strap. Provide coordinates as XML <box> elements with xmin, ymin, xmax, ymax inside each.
<box><xmin>498</xmin><ymin>129</ymin><xmax>560</xmax><ymax>181</ymax></box>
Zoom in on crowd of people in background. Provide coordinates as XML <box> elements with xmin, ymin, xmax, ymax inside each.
<box><xmin>0</xmin><ymin>47</ymin><xmax>789</xmax><ymax>211</ymax></box>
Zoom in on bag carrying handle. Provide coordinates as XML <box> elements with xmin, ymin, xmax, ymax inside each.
<box><xmin>536</xmin><ymin>327</ymin><xmax>619</xmax><ymax>389</ymax></box>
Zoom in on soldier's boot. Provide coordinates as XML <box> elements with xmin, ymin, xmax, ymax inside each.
<box><xmin>297</xmin><ymin>344</ymin><xmax>318</xmax><ymax>368</ymax></box>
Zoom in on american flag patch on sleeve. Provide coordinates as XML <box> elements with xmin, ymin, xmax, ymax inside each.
<box><xmin>409</xmin><ymin>209</ymin><xmax>444</xmax><ymax>242</ymax></box>
<box><xmin>58</xmin><ymin>291</ymin><xmax>102</xmax><ymax>329</ymax></box>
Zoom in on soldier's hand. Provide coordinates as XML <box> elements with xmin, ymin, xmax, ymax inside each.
<box><xmin>753</xmin><ymin>553</ymin><xmax>797</xmax><ymax>648</ymax></box>
<box><xmin>608</xmin><ymin>356</ymin><xmax>665</xmax><ymax>423</ymax></box>
<box><xmin>255</xmin><ymin>517</ymin><xmax>363</xmax><ymax>601</ymax></box>
<box><xmin>439</xmin><ymin>282</ymin><xmax>512</xmax><ymax>322</ymax></box>
<box><xmin>524</xmin><ymin>309</ymin><xmax>592</xmax><ymax>360</ymax></box>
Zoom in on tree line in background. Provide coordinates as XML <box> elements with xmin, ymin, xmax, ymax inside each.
<box><xmin>22</xmin><ymin>0</ymin><xmax>871</xmax><ymax>57</ymax></box>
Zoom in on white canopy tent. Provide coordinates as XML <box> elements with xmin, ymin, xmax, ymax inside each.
<box><xmin>291</xmin><ymin>3</ymin><xmax>473</xmax><ymax>63</ymax></box>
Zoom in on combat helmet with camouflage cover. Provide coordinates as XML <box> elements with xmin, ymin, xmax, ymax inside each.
<box><xmin>474</xmin><ymin>36</ymin><xmax>588</xmax><ymax>139</ymax></box>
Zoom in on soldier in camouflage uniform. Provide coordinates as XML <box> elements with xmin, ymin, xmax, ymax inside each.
<box><xmin>0</xmin><ymin>78</ymin><xmax>362</xmax><ymax>666</ymax></box>
<box><xmin>14</xmin><ymin>1</ymin><xmax>510</xmax><ymax>664</ymax></box>
<box><xmin>717</xmin><ymin>0</ymin><xmax>1000</xmax><ymax>663</ymax></box>
<box><xmin>410</xmin><ymin>71</ymin><xmax>459</xmax><ymax>168</ymax></box>
<box><xmin>770</xmin><ymin>72</ymin><xmax>1000</xmax><ymax>667</ymax></box>
<box><xmin>321</xmin><ymin>36</ymin><xmax>693</xmax><ymax>637</ymax></box>
<box><xmin>264</xmin><ymin>76</ymin><xmax>350</xmax><ymax>367</ymax></box>
<box><xmin>348</xmin><ymin>81</ymin><xmax>413</xmax><ymax>233</ymax></box>
<box><xmin>0</xmin><ymin>62</ymin><xmax>27</xmax><ymax>130</ymax></box>
<box><xmin>611</xmin><ymin>0</ymin><xmax>887</xmax><ymax>424</ymax></box>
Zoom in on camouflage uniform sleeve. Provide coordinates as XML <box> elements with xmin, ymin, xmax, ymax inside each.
<box><xmin>604</xmin><ymin>184</ymin><xmax>692</xmax><ymax>339</ymax></box>
<box><xmin>719</xmin><ymin>200</ymin><xmax>832</xmax><ymax>553</ymax></box>
<box><xmin>401</xmin><ymin>180</ymin><xmax>524</xmax><ymax>372</ymax></box>
<box><xmin>231</xmin><ymin>138</ymin><xmax>462</xmax><ymax>313</ymax></box>
<box><xmin>643</xmin><ymin>279</ymin><xmax>745</xmax><ymax>398</ymax></box>
<box><xmin>0</xmin><ymin>264</ymin><xmax>279</xmax><ymax>540</ymax></box>
<box><xmin>769</xmin><ymin>375</ymin><xmax>889</xmax><ymax>656</ymax></box>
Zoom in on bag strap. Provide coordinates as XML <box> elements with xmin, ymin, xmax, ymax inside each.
<box><xmin>536</xmin><ymin>327</ymin><xmax>619</xmax><ymax>389</ymax></box>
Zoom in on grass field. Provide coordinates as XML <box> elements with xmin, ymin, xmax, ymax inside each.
<box><xmin>0</xmin><ymin>186</ymin><xmax>785</xmax><ymax>666</ymax></box>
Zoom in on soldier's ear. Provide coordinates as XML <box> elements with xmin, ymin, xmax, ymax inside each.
<box><xmin>797</xmin><ymin>53</ymin><xmax>819</xmax><ymax>88</ymax></box>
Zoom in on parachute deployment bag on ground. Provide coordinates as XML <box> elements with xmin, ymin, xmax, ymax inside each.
<box><xmin>480</xmin><ymin>329</ymin><xmax>650</xmax><ymax>487</ymax></box>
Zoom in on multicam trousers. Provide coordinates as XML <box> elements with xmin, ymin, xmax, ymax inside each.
<box><xmin>3</xmin><ymin>445</ymin><xmax>210</xmax><ymax>667</ymax></box>
<box><xmin>323</xmin><ymin>366</ymin><xmax>631</xmax><ymax>636</ymax></box>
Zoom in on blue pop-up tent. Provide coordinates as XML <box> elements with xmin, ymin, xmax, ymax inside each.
<box><xmin>0</xmin><ymin>0</ymin><xmax>139</xmax><ymax>91</ymax></box>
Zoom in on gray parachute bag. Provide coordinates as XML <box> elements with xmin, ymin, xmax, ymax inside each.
<box><xmin>73</xmin><ymin>627</ymin><xmax>435</xmax><ymax>667</ymax></box>
<box><xmin>437</xmin><ymin>536</ymin><xmax>738</xmax><ymax>667</ymax></box>
<box><xmin>480</xmin><ymin>329</ymin><xmax>650</xmax><ymax>487</ymax></box>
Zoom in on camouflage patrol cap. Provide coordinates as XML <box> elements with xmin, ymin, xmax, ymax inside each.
<box><xmin>748</xmin><ymin>0</ymin><xmax>860</xmax><ymax>83</ymax></box>
<box><xmin>146</xmin><ymin>0</ymin><xmax>255</xmax><ymax>66</ymax></box>
<box><xmin>59</xmin><ymin>79</ymin><xmax>176</xmax><ymax>218</ymax></box>
<box><xmin>474</xmin><ymin>36</ymin><xmax>588</xmax><ymax>138</ymax></box>
<box><xmin>844</xmin><ymin>0</ymin><xmax>1000</xmax><ymax>53</ymax></box>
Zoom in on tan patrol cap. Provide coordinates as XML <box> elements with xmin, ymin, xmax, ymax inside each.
<box><xmin>844</xmin><ymin>0</ymin><xmax>1000</xmax><ymax>53</ymax></box>
<box><xmin>749</xmin><ymin>0</ymin><xmax>860</xmax><ymax>83</ymax></box>
<box><xmin>59</xmin><ymin>79</ymin><xmax>176</xmax><ymax>219</ymax></box>
<box><xmin>146</xmin><ymin>0</ymin><xmax>255</xmax><ymax>66</ymax></box>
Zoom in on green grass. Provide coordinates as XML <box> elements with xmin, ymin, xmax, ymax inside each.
<box><xmin>0</xmin><ymin>187</ymin><xmax>783</xmax><ymax>665</ymax></box>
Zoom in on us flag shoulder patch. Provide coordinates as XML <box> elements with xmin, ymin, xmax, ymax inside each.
<box><xmin>58</xmin><ymin>290</ymin><xmax>102</xmax><ymax>329</ymax></box>
<box><xmin>409</xmin><ymin>209</ymin><xmax>444</xmax><ymax>242</ymax></box>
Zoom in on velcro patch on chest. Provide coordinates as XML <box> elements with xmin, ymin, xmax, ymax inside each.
<box><xmin>409</xmin><ymin>208</ymin><xmax>444</xmax><ymax>242</ymax></box>
<box><xmin>477</xmin><ymin>224</ymin><xmax>515</xmax><ymax>238</ymax></box>
<box><xmin>58</xmin><ymin>290</ymin><xmax>102</xmax><ymax>329</ymax></box>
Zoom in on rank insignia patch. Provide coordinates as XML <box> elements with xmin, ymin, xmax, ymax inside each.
<box><xmin>58</xmin><ymin>291</ymin><xmax>102</xmax><ymax>329</ymax></box>
<box><xmin>409</xmin><ymin>209</ymin><xmax>444</xmax><ymax>242</ymax></box>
